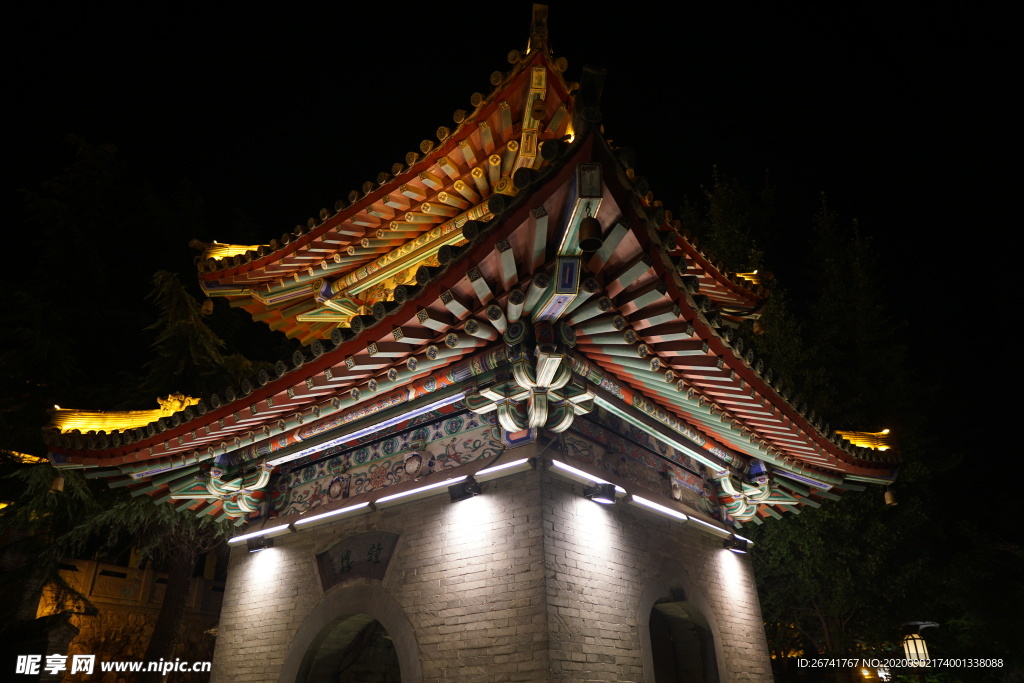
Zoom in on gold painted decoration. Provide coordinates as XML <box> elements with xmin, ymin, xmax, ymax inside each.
<box><xmin>835</xmin><ymin>429</ymin><xmax>893</xmax><ymax>451</ymax></box>
<box><xmin>471</xmin><ymin>167</ymin><xmax>490</xmax><ymax>197</ymax></box>
<box><xmin>5</xmin><ymin>451</ymin><xmax>46</xmax><ymax>464</ymax></box>
<box><xmin>735</xmin><ymin>271</ymin><xmax>763</xmax><ymax>285</ymax></box>
<box><xmin>202</xmin><ymin>241</ymin><xmax>265</xmax><ymax>260</ymax></box>
<box><xmin>50</xmin><ymin>394</ymin><xmax>201</xmax><ymax>434</ymax></box>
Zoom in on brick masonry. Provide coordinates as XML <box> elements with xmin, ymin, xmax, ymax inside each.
<box><xmin>211</xmin><ymin>452</ymin><xmax>773</xmax><ymax>683</ymax></box>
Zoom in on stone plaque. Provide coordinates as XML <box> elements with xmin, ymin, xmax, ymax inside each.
<box><xmin>316</xmin><ymin>531</ymin><xmax>399</xmax><ymax>591</ymax></box>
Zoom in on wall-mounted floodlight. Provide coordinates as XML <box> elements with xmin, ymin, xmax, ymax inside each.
<box><xmin>584</xmin><ymin>483</ymin><xmax>616</xmax><ymax>504</ymax></box>
<box><xmin>375</xmin><ymin>476</ymin><xmax>467</xmax><ymax>508</ymax></box>
<box><xmin>227</xmin><ymin>523</ymin><xmax>295</xmax><ymax>546</ymax></box>
<box><xmin>247</xmin><ymin>537</ymin><xmax>274</xmax><ymax>553</ymax></box>
<box><xmin>723</xmin><ymin>536</ymin><xmax>749</xmax><ymax>553</ymax></box>
<box><xmin>294</xmin><ymin>501</ymin><xmax>373</xmax><ymax>529</ymax></box>
<box><xmin>449</xmin><ymin>476</ymin><xmax>482</xmax><ymax>502</ymax></box>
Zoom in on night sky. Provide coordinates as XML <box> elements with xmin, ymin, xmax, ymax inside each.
<box><xmin>9</xmin><ymin>4</ymin><xmax>1008</xmax><ymax>437</ymax></box>
<box><xmin>7</xmin><ymin>8</ymin><xmax>1020</xmax><ymax>665</ymax></box>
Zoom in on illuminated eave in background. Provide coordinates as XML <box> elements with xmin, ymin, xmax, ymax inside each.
<box><xmin>5</xmin><ymin>451</ymin><xmax>46</xmax><ymax>464</ymax></box>
<box><xmin>835</xmin><ymin>428</ymin><xmax>893</xmax><ymax>451</ymax></box>
<box><xmin>202</xmin><ymin>241</ymin><xmax>267</xmax><ymax>260</ymax></box>
<box><xmin>49</xmin><ymin>394</ymin><xmax>200</xmax><ymax>434</ymax></box>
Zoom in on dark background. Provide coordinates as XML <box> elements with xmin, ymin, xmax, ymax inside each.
<box><xmin>6</xmin><ymin>4</ymin><xmax>1019</xmax><ymax>669</ymax></box>
<box><xmin>7</xmin><ymin>3</ymin><xmax>1008</xmax><ymax>437</ymax></box>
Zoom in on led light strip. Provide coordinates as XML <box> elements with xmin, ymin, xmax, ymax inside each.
<box><xmin>294</xmin><ymin>501</ymin><xmax>372</xmax><ymax>527</ymax></box>
<box><xmin>375</xmin><ymin>476</ymin><xmax>467</xmax><ymax>506</ymax></box>
<box><xmin>229</xmin><ymin>454</ymin><xmax>749</xmax><ymax>552</ymax></box>
<box><xmin>475</xmin><ymin>458</ymin><xmax>531</xmax><ymax>478</ymax></box>
<box><xmin>629</xmin><ymin>495</ymin><xmax>689</xmax><ymax>522</ymax></box>
<box><xmin>686</xmin><ymin>514</ymin><xmax>732</xmax><ymax>538</ymax></box>
<box><xmin>227</xmin><ymin>523</ymin><xmax>293</xmax><ymax>545</ymax></box>
<box><xmin>266</xmin><ymin>392</ymin><xmax>466</xmax><ymax>467</ymax></box>
<box><xmin>550</xmin><ymin>460</ymin><xmax>626</xmax><ymax>493</ymax></box>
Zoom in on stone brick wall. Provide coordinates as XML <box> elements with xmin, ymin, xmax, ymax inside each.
<box><xmin>540</xmin><ymin>474</ymin><xmax>772</xmax><ymax>682</ymax></box>
<box><xmin>211</xmin><ymin>455</ymin><xmax>772</xmax><ymax>683</ymax></box>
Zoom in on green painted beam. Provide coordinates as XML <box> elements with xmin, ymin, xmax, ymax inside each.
<box><xmin>83</xmin><ymin>467</ymin><xmax>124</xmax><ymax>480</ymax></box>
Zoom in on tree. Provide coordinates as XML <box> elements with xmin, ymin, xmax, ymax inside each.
<box><xmin>55</xmin><ymin>495</ymin><xmax>232</xmax><ymax>681</ymax></box>
<box><xmin>1</xmin><ymin>138</ymin><xmax>277</xmax><ymax>680</ymax></box>
<box><xmin>684</xmin><ymin>170</ymin><xmax>1024</xmax><ymax>681</ymax></box>
<box><xmin>139</xmin><ymin>270</ymin><xmax>270</xmax><ymax>400</ymax></box>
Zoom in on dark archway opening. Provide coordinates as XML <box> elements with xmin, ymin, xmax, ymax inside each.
<box><xmin>650</xmin><ymin>599</ymin><xmax>720</xmax><ymax>683</ymax></box>
<box><xmin>296</xmin><ymin>614</ymin><xmax>402</xmax><ymax>683</ymax></box>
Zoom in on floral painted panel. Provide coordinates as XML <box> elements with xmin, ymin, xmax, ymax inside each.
<box><xmin>270</xmin><ymin>412</ymin><xmax>503</xmax><ymax>517</ymax></box>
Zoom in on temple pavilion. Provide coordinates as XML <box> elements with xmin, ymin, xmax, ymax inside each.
<box><xmin>45</xmin><ymin>6</ymin><xmax>897</xmax><ymax>682</ymax></box>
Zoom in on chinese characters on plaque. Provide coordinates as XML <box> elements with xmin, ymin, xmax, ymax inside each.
<box><xmin>316</xmin><ymin>531</ymin><xmax>399</xmax><ymax>590</ymax></box>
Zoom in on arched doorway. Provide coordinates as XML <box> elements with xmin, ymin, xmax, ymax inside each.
<box><xmin>296</xmin><ymin>614</ymin><xmax>401</xmax><ymax>682</ymax></box>
<box><xmin>278</xmin><ymin>583</ymin><xmax>422</xmax><ymax>683</ymax></box>
<box><xmin>649</xmin><ymin>599</ymin><xmax>720</xmax><ymax>683</ymax></box>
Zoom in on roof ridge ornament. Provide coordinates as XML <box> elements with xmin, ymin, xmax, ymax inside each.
<box><xmin>526</xmin><ymin>4</ymin><xmax>550</xmax><ymax>56</ymax></box>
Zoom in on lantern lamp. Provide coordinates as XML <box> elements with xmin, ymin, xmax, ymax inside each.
<box><xmin>901</xmin><ymin>621</ymin><xmax>938</xmax><ymax>666</ymax></box>
<box><xmin>901</xmin><ymin>634</ymin><xmax>927</xmax><ymax>664</ymax></box>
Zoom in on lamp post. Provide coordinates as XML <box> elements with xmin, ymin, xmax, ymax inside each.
<box><xmin>900</xmin><ymin>622</ymin><xmax>938</xmax><ymax>682</ymax></box>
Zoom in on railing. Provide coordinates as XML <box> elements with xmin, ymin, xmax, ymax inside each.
<box><xmin>50</xmin><ymin>559</ymin><xmax>224</xmax><ymax>615</ymax></box>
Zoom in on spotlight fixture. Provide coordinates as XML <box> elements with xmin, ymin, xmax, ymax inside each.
<box><xmin>247</xmin><ymin>536</ymin><xmax>274</xmax><ymax>553</ymax></box>
<box><xmin>584</xmin><ymin>483</ymin><xmax>616</xmax><ymax>504</ymax></box>
<box><xmin>448</xmin><ymin>476</ymin><xmax>482</xmax><ymax>503</ymax></box>
<box><xmin>723</xmin><ymin>536</ymin><xmax>749</xmax><ymax>554</ymax></box>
